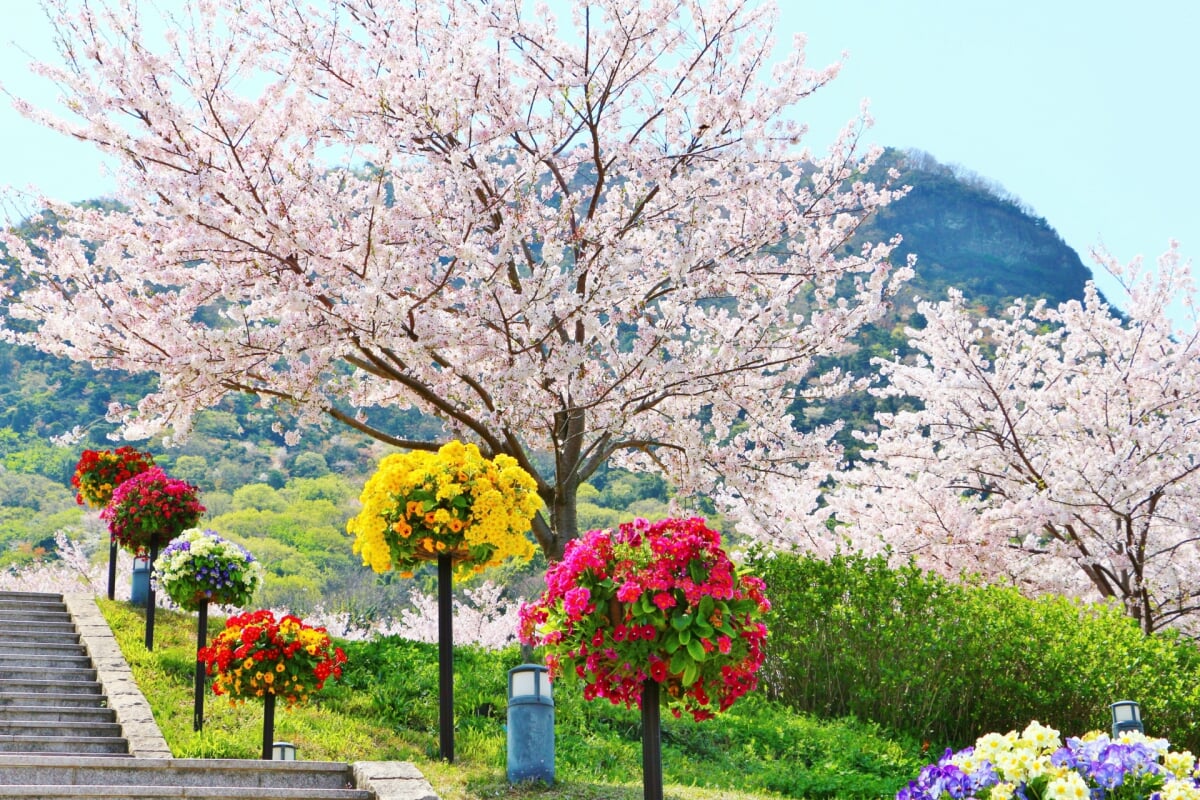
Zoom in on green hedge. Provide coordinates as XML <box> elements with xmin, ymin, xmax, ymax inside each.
<box><xmin>751</xmin><ymin>551</ymin><xmax>1200</xmax><ymax>750</ymax></box>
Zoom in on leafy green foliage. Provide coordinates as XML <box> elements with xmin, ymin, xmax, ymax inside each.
<box><xmin>753</xmin><ymin>550</ymin><xmax>1200</xmax><ymax>752</ymax></box>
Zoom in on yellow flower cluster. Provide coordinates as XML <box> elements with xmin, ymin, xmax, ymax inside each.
<box><xmin>348</xmin><ymin>441</ymin><xmax>542</xmax><ymax>578</ymax></box>
<box><xmin>951</xmin><ymin>723</ymin><xmax>1062</xmax><ymax>789</ymax></box>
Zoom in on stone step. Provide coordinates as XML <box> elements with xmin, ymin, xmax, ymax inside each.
<box><xmin>0</xmin><ymin>679</ymin><xmax>102</xmax><ymax>696</ymax></box>
<box><xmin>0</xmin><ymin>622</ymin><xmax>78</xmax><ymax>638</ymax></box>
<box><xmin>0</xmin><ymin>654</ymin><xmax>94</xmax><ymax>671</ymax></box>
<box><xmin>0</xmin><ymin>642</ymin><xmax>88</xmax><ymax>658</ymax></box>
<box><xmin>0</xmin><ymin>629</ymin><xmax>80</xmax><ymax>646</ymax></box>
<box><xmin>0</xmin><ymin>720</ymin><xmax>124</xmax><ymax>739</ymax></box>
<box><xmin>0</xmin><ymin>735</ymin><xmax>128</xmax><ymax>755</ymax></box>
<box><xmin>0</xmin><ymin>707</ymin><xmax>115</xmax><ymax>724</ymax></box>
<box><xmin>0</xmin><ymin>756</ymin><xmax>364</xmax><ymax>790</ymax></box>
<box><xmin>0</xmin><ymin>611</ymin><xmax>73</xmax><ymax>624</ymax></box>
<box><xmin>0</xmin><ymin>601</ymin><xmax>69</xmax><ymax>616</ymax></box>
<box><xmin>0</xmin><ymin>788</ymin><xmax>370</xmax><ymax>799</ymax></box>
<box><xmin>0</xmin><ymin>693</ymin><xmax>107</xmax><ymax>709</ymax></box>
<box><xmin>0</xmin><ymin>667</ymin><xmax>96</xmax><ymax>684</ymax></box>
<box><xmin>0</xmin><ymin>592</ymin><xmax>65</xmax><ymax>603</ymax></box>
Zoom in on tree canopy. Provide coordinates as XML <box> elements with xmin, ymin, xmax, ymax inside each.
<box><xmin>813</xmin><ymin>244</ymin><xmax>1200</xmax><ymax>634</ymax></box>
<box><xmin>2</xmin><ymin>0</ymin><xmax>910</xmax><ymax>557</ymax></box>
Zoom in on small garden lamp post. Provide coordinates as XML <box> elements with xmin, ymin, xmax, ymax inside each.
<box><xmin>507</xmin><ymin>664</ymin><xmax>554</xmax><ymax>785</ymax></box>
<box><xmin>272</xmin><ymin>741</ymin><xmax>297</xmax><ymax>761</ymax></box>
<box><xmin>130</xmin><ymin>555</ymin><xmax>151</xmax><ymax>606</ymax></box>
<box><xmin>1110</xmin><ymin>700</ymin><xmax>1143</xmax><ymax>739</ymax></box>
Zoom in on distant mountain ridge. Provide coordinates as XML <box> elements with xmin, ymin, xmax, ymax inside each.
<box><xmin>0</xmin><ymin>147</ymin><xmax>1097</xmax><ymax>464</ymax></box>
<box><xmin>865</xmin><ymin>148</ymin><xmax>1094</xmax><ymax>313</ymax></box>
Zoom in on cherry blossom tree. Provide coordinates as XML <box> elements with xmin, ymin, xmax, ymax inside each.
<box><xmin>809</xmin><ymin>243</ymin><xmax>1200</xmax><ymax>634</ymax></box>
<box><xmin>1</xmin><ymin>0</ymin><xmax>912</xmax><ymax>558</ymax></box>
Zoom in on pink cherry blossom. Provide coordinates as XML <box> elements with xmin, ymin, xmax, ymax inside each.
<box><xmin>1</xmin><ymin>0</ymin><xmax>910</xmax><ymax>558</ymax></box>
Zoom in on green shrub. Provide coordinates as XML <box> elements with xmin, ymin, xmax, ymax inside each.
<box><xmin>752</xmin><ymin>551</ymin><xmax>1200</xmax><ymax>751</ymax></box>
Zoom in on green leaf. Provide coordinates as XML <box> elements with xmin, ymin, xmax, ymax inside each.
<box><xmin>671</xmin><ymin>613</ymin><xmax>692</xmax><ymax>631</ymax></box>
<box><xmin>669</xmin><ymin>650</ymin><xmax>689</xmax><ymax>675</ymax></box>
<box><xmin>678</xmin><ymin>627</ymin><xmax>692</xmax><ymax>645</ymax></box>
<box><xmin>686</xmin><ymin>638</ymin><xmax>706</xmax><ymax>662</ymax></box>
<box><xmin>682</xmin><ymin>662</ymin><xmax>699</xmax><ymax>687</ymax></box>
<box><xmin>664</xmin><ymin>631</ymin><xmax>681</xmax><ymax>654</ymax></box>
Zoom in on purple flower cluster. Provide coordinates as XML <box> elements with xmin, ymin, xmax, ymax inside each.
<box><xmin>154</xmin><ymin>528</ymin><xmax>261</xmax><ymax>612</ymax></box>
<box><xmin>1050</xmin><ymin>736</ymin><xmax>1163</xmax><ymax>791</ymax></box>
<box><xmin>897</xmin><ymin>749</ymin><xmax>994</xmax><ymax>800</ymax></box>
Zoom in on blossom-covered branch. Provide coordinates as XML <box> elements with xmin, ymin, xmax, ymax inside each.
<box><xmin>4</xmin><ymin>0</ymin><xmax>911</xmax><ymax>557</ymax></box>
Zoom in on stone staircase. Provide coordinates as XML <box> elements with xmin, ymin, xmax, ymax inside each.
<box><xmin>0</xmin><ymin>591</ymin><xmax>128</xmax><ymax>757</ymax></box>
<box><xmin>0</xmin><ymin>591</ymin><xmax>439</xmax><ymax>800</ymax></box>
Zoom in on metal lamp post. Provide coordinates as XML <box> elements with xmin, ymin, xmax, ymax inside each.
<box><xmin>272</xmin><ymin>741</ymin><xmax>297</xmax><ymax>761</ymax></box>
<box><xmin>506</xmin><ymin>664</ymin><xmax>554</xmax><ymax>785</ymax></box>
<box><xmin>1110</xmin><ymin>700</ymin><xmax>1144</xmax><ymax>739</ymax></box>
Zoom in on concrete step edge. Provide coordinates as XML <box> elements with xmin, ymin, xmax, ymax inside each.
<box><xmin>0</xmin><ymin>623</ymin><xmax>76</xmax><ymax>633</ymax></box>
<box><xmin>0</xmin><ymin>721</ymin><xmax>123</xmax><ymax>734</ymax></box>
<box><xmin>0</xmin><ymin>643</ymin><xmax>87</xmax><ymax>654</ymax></box>
<box><xmin>0</xmin><ymin>694</ymin><xmax>107</xmax><ymax>707</ymax></box>
<box><xmin>0</xmin><ymin>708</ymin><xmax>116</xmax><ymax>721</ymax></box>
<box><xmin>0</xmin><ymin>606</ymin><xmax>69</xmax><ymax>616</ymax></box>
<box><xmin>0</xmin><ymin>633</ymin><xmax>81</xmax><ymax>642</ymax></box>
<box><xmin>0</xmin><ymin>757</ymin><xmax>361</xmax><ymax>788</ymax></box>
<box><xmin>0</xmin><ymin>789</ymin><xmax>371</xmax><ymax>799</ymax></box>
<box><xmin>0</xmin><ymin>669</ymin><xmax>97</xmax><ymax>681</ymax></box>
<box><xmin>0</xmin><ymin>592</ymin><xmax>64</xmax><ymax>601</ymax></box>
<box><xmin>0</xmin><ymin>612</ymin><xmax>73</xmax><ymax>622</ymax></box>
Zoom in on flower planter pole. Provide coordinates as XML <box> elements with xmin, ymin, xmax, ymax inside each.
<box><xmin>201</xmin><ymin>610</ymin><xmax>345</xmax><ymax>755</ymax></box>
<box><xmin>520</xmin><ymin>518</ymin><xmax>772</xmax><ymax>798</ymax></box>
<box><xmin>107</xmin><ymin>538</ymin><xmax>118</xmax><ymax>600</ymax></box>
<box><xmin>641</xmin><ymin>679</ymin><xmax>663</xmax><ymax>800</ymax></box>
<box><xmin>194</xmin><ymin>599</ymin><xmax>208</xmax><ymax>732</ymax></box>
<box><xmin>71</xmin><ymin>447</ymin><xmax>157</xmax><ymax>604</ymax></box>
<box><xmin>348</xmin><ymin>442</ymin><xmax>542</xmax><ymax>767</ymax></box>
<box><xmin>438</xmin><ymin>554</ymin><xmax>455</xmax><ymax>763</ymax></box>
<box><xmin>261</xmin><ymin>692</ymin><xmax>277</xmax><ymax>760</ymax></box>
<box><xmin>144</xmin><ymin>542</ymin><xmax>160</xmax><ymax>651</ymax></box>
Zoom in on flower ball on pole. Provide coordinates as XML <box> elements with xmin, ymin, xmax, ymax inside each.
<box><xmin>155</xmin><ymin>528</ymin><xmax>263</xmax><ymax>732</ymax></box>
<box><xmin>199</xmin><ymin>609</ymin><xmax>347</xmax><ymax>759</ymax></box>
<box><xmin>348</xmin><ymin>440</ymin><xmax>542</xmax><ymax>762</ymax></box>
<box><xmin>101</xmin><ymin>466</ymin><xmax>205</xmax><ymax>650</ymax></box>
<box><xmin>71</xmin><ymin>447</ymin><xmax>156</xmax><ymax>600</ymax></box>
<box><xmin>519</xmin><ymin>517</ymin><xmax>770</xmax><ymax>800</ymax></box>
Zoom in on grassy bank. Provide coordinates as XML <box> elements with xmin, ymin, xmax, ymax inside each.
<box><xmin>98</xmin><ymin>600</ymin><xmax>923</xmax><ymax>799</ymax></box>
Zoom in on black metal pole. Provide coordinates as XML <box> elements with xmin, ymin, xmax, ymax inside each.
<box><xmin>642</xmin><ymin>679</ymin><xmax>663</xmax><ymax>800</ymax></box>
<box><xmin>193</xmin><ymin>599</ymin><xmax>208</xmax><ymax>732</ymax></box>
<box><xmin>262</xmin><ymin>692</ymin><xmax>276</xmax><ymax>760</ymax></box>
<box><xmin>144</xmin><ymin>543</ymin><xmax>159</xmax><ymax>651</ymax></box>
<box><xmin>106</xmin><ymin>539</ymin><xmax>117</xmax><ymax>600</ymax></box>
<box><xmin>438</xmin><ymin>554</ymin><xmax>454</xmax><ymax>763</ymax></box>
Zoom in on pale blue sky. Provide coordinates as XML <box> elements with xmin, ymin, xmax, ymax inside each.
<box><xmin>2</xmin><ymin>1</ymin><xmax>1196</xmax><ymax>314</ymax></box>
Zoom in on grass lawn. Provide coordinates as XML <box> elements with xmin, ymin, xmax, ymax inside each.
<box><xmin>98</xmin><ymin>600</ymin><xmax>922</xmax><ymax>800</ymax></box>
